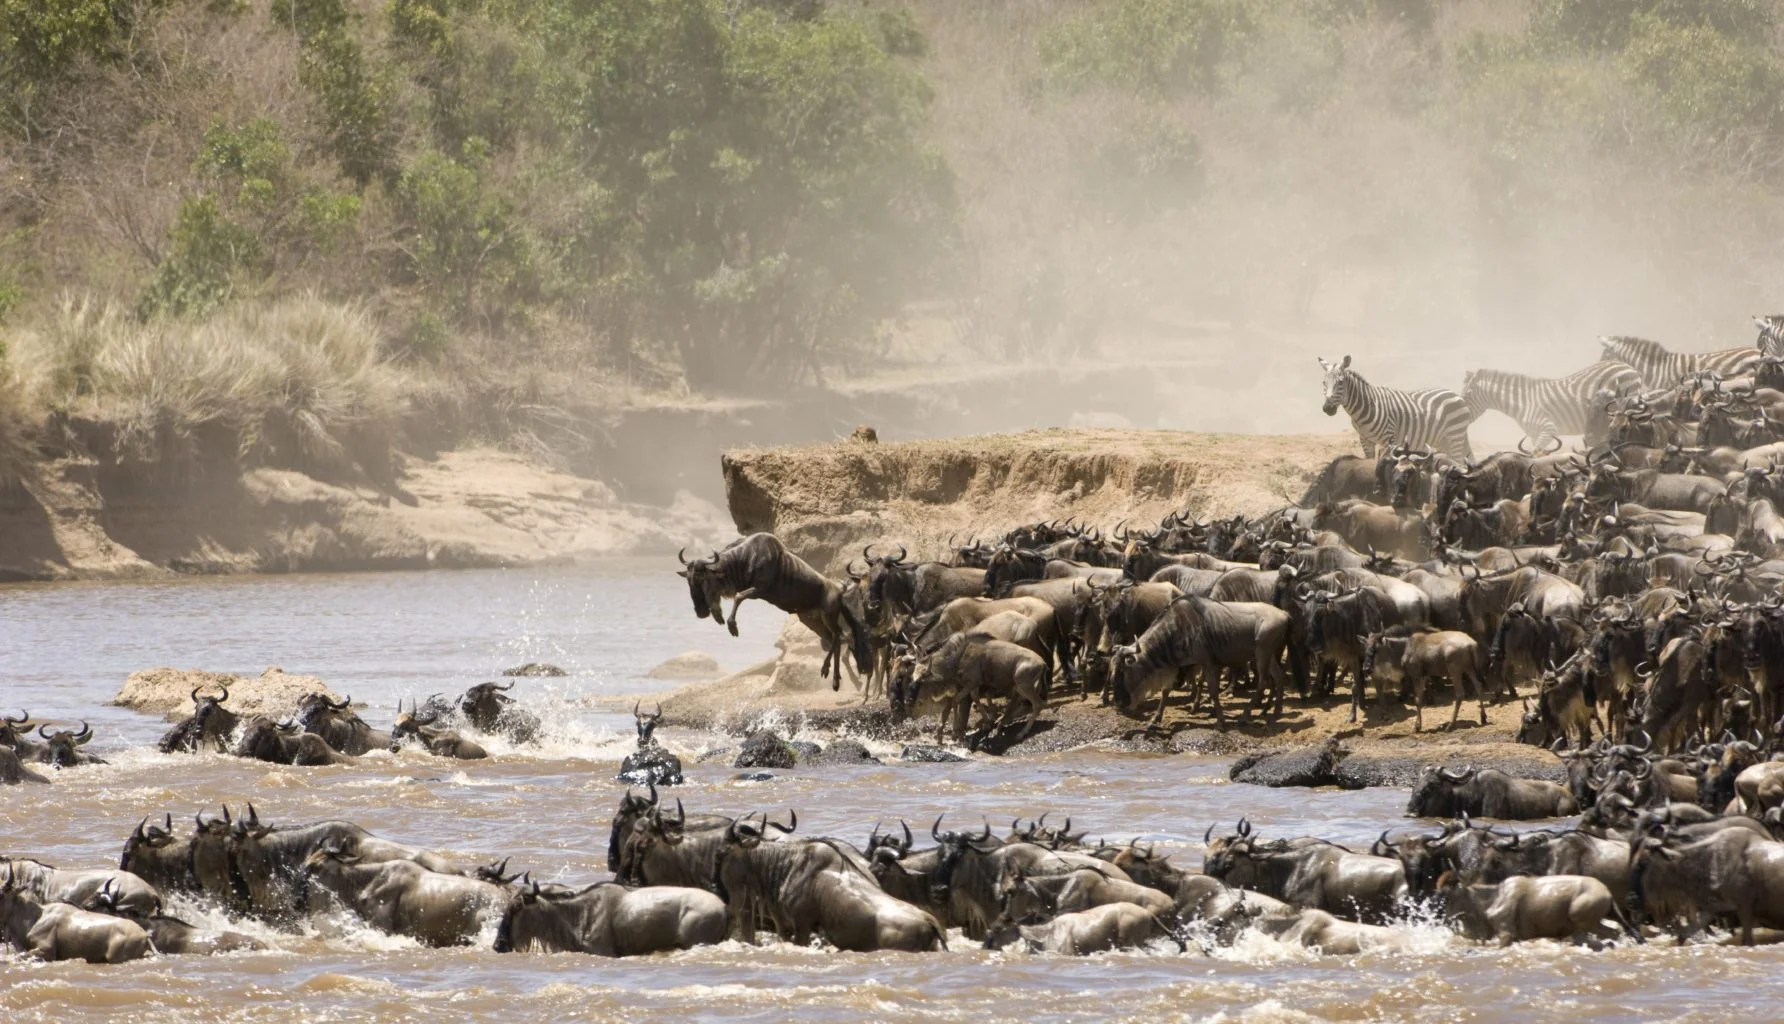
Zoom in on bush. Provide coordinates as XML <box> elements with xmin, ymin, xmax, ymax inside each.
<box><xmin>1622</xmin><ymin>16</ymin><xmax>1784</xmax><ymax>175</ymax></box>
<box><xmin>19</xmin><ymin>296</ymin><xmax>402</xmax><ymax>469</ymax></box>
<box><xmin>0</xmin><ymin>0</ymin><xmax>136</xmax><ymax>81</ymax></box>
<box><xmin>1532</xmin><ymin>0</ymin><xmax>1774</xmax><ymax>51</ymax></box>
<box><xmin>1037</xmin><ymin>0</ymin><xmax>1256</xmax><ymax>97</ymax></box>
<box><xmin>137</xmin><ymin>194</ymin><xmax>264</xmax><ymax>320</ymax></box>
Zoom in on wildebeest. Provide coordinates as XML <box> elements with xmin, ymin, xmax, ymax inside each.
<box><xmin>1248</xmin><ymin>908</ymin><xmax>1416</xmax><ymax>954</ymax></box>
<box><xmin>493</xmin><ymin>878</ymin><xmax>728</xmax><ymax>955</ymax></box>
<box><xmin>1111</xmin><ymin>595</ymin><xmax>1291</xmax><ymax>727</ymax></box>
<box><xmin>1629</xmin><ymin>825</ymin><xmax>1784</xmax><ymax>944</ymax></box>
<box><xmin>0</xmin><ymin>709</ymin><xmax>47</xmax><ymax>762</ymax></box>
<box><xmin>458</xmin><ymin>682</ymin><xmax>541</xmax><ymax>744</ymax></box>
<box><xmin>390</xmin><ymin>699</ymin><xmax>488</xmax><ymax>760</ymax></box>
<box><xmin>82</xmin><ymin>879</ymin><xmax>265</xmax><ymax>954</ymax></box>
<box><xmin>1202</xmin><ymin>821</ymin><xmax>1407</xmax><ymax>924</ymax></box>
<box><xmin>35</xmin><ymin>721</ymin><xmax>106</xmax><ymax>767</ymax></box>
<box><xmin>227</xmin><ymin>804</ymin><xmax>462</xmax><ymax>922</ymax></box>
<box><xmin>1405</xmin><ymin>766</ymin><xmax>1577</xmax><ymax>820</ymax></box>
<box><xmin>0</xmin><ymin>856</ymin><xmax>161</xmax><ymax>917</ymax></box>
<box><xmin>302</xmin><ymin>845</ymin><xmax>508</xmax><ymax>946</ymax></box>
<box><xmin>0</xmin><ymin>747</ymin><xmax>47</xmax><ymax>785</ymax></box>
<box><xmin>714</xmin><ymin>814</ymin><xmax>946</xmax><ymax>952</ymax></box>
<box><xmin>985</xmin><ymin>901</ymin><xmax>1183</xmax><ymax>954</ymax></box>
<box><xmin>905</xmin><ymin>632</ymin><xmax>1047</xmax><ymax>745</ymax></box>
<box><xmin>1361</xmin><ymin>628</ymin><xmax>1489</xmax><ymax>731</ymax></box>
<box><xmin>159</xmin><ymin>688</ymin><xmax>242</xmax><ymax>754</ymax></box>
<box><xmin>679</xmin><ymin>533</ymin><xmax>873</xmax><ymax>689</ymax></box>
<box><xmin>994</xmin><ymin>865</ymin><xmax>1174</xmax><ymax>923</ymax></box>
<box><xmin>234</xmin><ymin>715</ymin><xmax>350</xmax><ymax>766</ymax></box>
<box><xmin>292</xmin><ymin>692</ymin><xmax>390</xmax><ymax>756</ymax></box>
<box><xmin>0</xmin><ymin>867</ymin><xmax>151</xmax><ymax>964</ymax></box>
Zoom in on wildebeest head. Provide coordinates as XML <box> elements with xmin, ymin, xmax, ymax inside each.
<box><xmin>865</xmin><ymin>820</ymin><xmax>915</xmax><ymax>867</ymax></box>
<box><xmin>38</xmin><ymin>721</ymin><xmax>96</xmax><ymax>767</ymax></box>
<box><xmin>0</xmin><ymin>709</ymin><xmax>33</xmax><ymax>752</ymax></box>
<box><xmin>1318</xmin><ymin>355</ymin><xmax>1354</xmax><ymax>416</ymax></box>
<box><xmin>118</xmin><ymin>813</ymin><xmax>177</xmax><ymax>874</ymax></box>
<box><xmin>927</xmin><ymin>815</ymin><xmax>998</xmax><ymax>905</ymax></box>
<box><xmin>676</xmin><ymin>548</ymin><xmax>724</xmax><ymax>623</ymax></box>
<box><xmin>292</xmin><ymin>691</ymin><xmax>352</xmax><ymax>732</ymax></box>
<box><xmin>458</xmin><ymin>682</ymin><xmax>516</xmax><ymax>730</ymax></box>
<box><xmin>1407</xmin><ymin>765</ymin><xmax>1477</xmax><ymax>817</ymax></box>
<box><xmin>389</xmin><ymin>698</ymin><xmax>442</xmax><ymax>749</ymax></box>
<box><xmin>862</xmin><ymin>544</ymin><xmax>911</xmax><ymax>614</ymax></box>
<box><xmin>633</xmin><ymin>701</ymin><xmax>662</xmax><ymax>748</ymax></box>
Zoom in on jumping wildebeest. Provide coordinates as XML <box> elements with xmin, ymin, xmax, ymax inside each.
<box><xmin>679</xmin><ymin>534</ymin><xmax>873</xmax><ymax>689</ymax></box>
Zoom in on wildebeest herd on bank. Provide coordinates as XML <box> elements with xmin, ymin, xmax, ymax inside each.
<box><xmin>21</xmin><ymin>328</ymin><xmax>1784</xmax><ymax>964</ymax></box>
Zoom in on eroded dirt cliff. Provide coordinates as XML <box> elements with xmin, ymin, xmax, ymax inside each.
<box><xmin>721</xmin><ymin>429</ymin><xmax>1358</xmax><ymax>571</ymax></box>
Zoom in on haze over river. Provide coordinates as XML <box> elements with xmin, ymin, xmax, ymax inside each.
<box><xmin>0</xmin><ymin>563</ymin><xmax>1774</xmax><ymax>1022</ymax></box>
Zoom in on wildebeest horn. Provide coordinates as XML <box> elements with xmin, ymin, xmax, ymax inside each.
<box><xmin>133</xmin><ymin>816</ymin><xmax>149</xmax><ymax>841</ymax></box>
<box><xmin>1237</xmin><ymin>817</ymin><xmax>1251</xmax><ymax>837</ymax></box>
<box><xmin>1438</xmin><ymin>765</ymin><xmax>1475</xmax><ymax>783</ymax></box>
<box><xmin>901</xmin><ymin>820</ymin><xmax>912</xmax><ymax>848</ymax></box>
<box><xmin>1517</xmin><ymin>436</ymin><xmax>1533</xmax><ymax>455</ymax></box>
<box><xmin>772</xmin><ymin>809</ymin><xmax>798</xmax><ymax>834</ymax></box>
<box><xmin>1203</xmin><ymin>824</ymin><xmax>1214</xmax><ymax>844</ymax></box>
<box><xmin>74</xmin><ymin>721</ymin><xmax>91</xmax><ymax>743</ymax></box>
<box><xmin>327</xmin><ymin>693</ymin><xmax>352</xmax><ymax>710</ymax></box>
<box><xmin>1</xmin><ymin>709</ymin><xmax>26</xmax><ymax>725</ymax></box>
<box><xmin>863</xmin><ymin>543</ymin><xmax>877</xmax><ymax>562</ymax></box>
<box><xmin>893</xmin><ymin>544</ymin><xmax>908</xmax><ymax>564</ymax></box>
<box><xmin>932</xmin><ymin>814</ymin><xmax>946</xmax><ymax>842</ymax></box>
<box><xmin>677</xmin><ymin>547</ymin><xmax>690</xmax><ymax>566</ymax></box>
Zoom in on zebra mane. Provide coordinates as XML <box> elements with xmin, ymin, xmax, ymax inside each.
<box><xmin>1602</xmin><ymin>335</ymin><xmax>1668</xmax><ymax>357</ymax></box>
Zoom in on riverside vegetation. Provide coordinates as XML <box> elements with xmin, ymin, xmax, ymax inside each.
<box><xmin>3</xmin><ymin>0</ymin><xmax>1784</xmax><ymax>487</ymax></box>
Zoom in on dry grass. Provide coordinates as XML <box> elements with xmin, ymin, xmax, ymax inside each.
<box><xmin>12</xmin><ymin>294</ymin><xmax>404</xmax><ymax>470</ymax></box>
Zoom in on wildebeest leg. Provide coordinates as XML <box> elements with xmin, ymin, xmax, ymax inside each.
<box><xmin>1201</xmin><ymin>666</ymin><xmax>1226</xmax><ymax>730</ymax></box>
<box><xmin>1150</xmin><ymin>671</ymin><xmax>1179</xmax><ymax>731</ymax></box>
<box><xmin>725</xmin><ymin>589</ymin><xmax>759</xmax><ymax>637</ymax></box>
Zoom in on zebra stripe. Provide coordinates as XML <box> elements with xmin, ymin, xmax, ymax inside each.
<box><xmin>1599</xmin><ymin>335</ymin><xmax>1762</xmax><ymax>389</ymax></box>
<box><xmin>1319</xmin><ymin>357</ymin><xmax>1474</xmax><ymax>461</ymax></box>
<box><xmin>1461</xmin><ymin>361</ymin><xmax>1643</xmax><ymax>447</ymax></box>
<box><xmin>1755</xmin><ymin>315</ymin><xmax>1784</xmax><ymax>357</ymax></box>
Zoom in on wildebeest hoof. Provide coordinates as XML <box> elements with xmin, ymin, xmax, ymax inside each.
<box><xmin>727</xmin><ymin>621</ymin><xmax>740</xmax><ymax>637</ymax></box>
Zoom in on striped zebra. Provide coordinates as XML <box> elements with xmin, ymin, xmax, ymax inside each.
<box><xmin>1318</xmin><ymin>355</ymin><xmax>1473</xmax><ymax>461</ymax></box>
<box><xmin>1461</xmin><ymin>361</ymin><xmax>1643</xmax><ymax>449</ymax></box>
<box><xmin>1599</xmin><ymin>335</ymin><xmax>1762</xmax><ymax>389</ymax></box>
<box><xmin>1755</xmin><ymin>315</ymin><xmax>1784</xmax><ymax>357</ymax></box>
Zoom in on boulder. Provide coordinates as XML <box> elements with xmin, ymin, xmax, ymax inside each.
<box><xmin>112</xmin><ymin>667</ymin><xmax>342</xmax><ymax>720</ymax></box>
<box><xmin>900</xmin><ymin>744</ymin><xmax>967</xmax><ymax>763</ymax></box>
<box><xmin>733</xmin><ymin>732</ymin><xmax>797</xmax><ymax>770</ymax></box>
<box><xmin>1229</xmin><ymin>738</ymin><xmax>1347</xmax><ymax>788</ymax></box>
<box><xmin>618</xmin><ymin>746</ymin><xmax>684</xmax><ymax>787</ymax></box>
<box><xmin>1334</xmin><ymin>753</ymin><xmax>1567</xmax><ymax>791</ymax></box>
<box><xmin>804</xmin><ymin>738</ymin><xmax>881</xmax><ymax>766</ymax></box>
<box><xmin>645</xmin><ymin>652</ymin><xmax>722</xmax><ymax>680</ymax></box>
<box><xmin>503</xmin><ymin>663</ymin><xmax>568</xmax><ymax>677</ymax></box>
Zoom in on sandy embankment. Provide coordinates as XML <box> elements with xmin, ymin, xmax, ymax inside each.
<box><xmin>660</xmin><ymin>428</ymin><xmax>1560</xmax><ymax>776</ymax></box>
<box><xmin>0</xmin><ymin>447</ymin><xmax>732</xmax><ymax>581</ymax></box>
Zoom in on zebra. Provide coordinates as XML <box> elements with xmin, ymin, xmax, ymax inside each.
<box><xmin>1599</xmin><ymin>335</ymin><xmax>1762</xmax><ymax>389</ymax></box>
<box><xmin>1460</xmin><ymin>361</ymin><xmax>1643</xmax><ymax>449</ymax></box>
<box><xmin>1754</xmin><ymin>315</ymin><xmax>1784</xmax><ymax>357</ymax></box>
<box><xmin>1318</xmin><ymin>355</ymin><xmax>1473</xmax><ymax>461</ymax></box>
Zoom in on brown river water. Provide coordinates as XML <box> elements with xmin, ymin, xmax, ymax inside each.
<box><xmin>0</xmin><ymin>561</ymin><xmax>1774</xmax><ymax>1022</ymax></box>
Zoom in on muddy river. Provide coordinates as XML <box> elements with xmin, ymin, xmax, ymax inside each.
<box><xmin>0</xmin><ymin>563</ymin><xmax>1772</xmax><ymax>1022</ymax></box>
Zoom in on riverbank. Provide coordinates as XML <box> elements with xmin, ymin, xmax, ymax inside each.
<box><xmin>0</xmin><ymin>446</ymin><xmax>733</xmax><ymax>581</ymax></box>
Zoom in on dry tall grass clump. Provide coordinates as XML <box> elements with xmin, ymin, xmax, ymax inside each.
<box><xmin>13</xmin><ymin>295</ymin><xmax>404</xmax><ymax>473</ymax></box>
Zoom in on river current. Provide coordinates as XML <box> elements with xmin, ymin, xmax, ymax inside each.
<box><xmin>0</xmin><ymin>562</ymin><xmax>1773</xmax><ymax>1022</ymax></box>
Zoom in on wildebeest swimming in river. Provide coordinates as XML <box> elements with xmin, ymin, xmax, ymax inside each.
<box><xmin>679</xmin><ymin>533</ymin><xmax>873</xmax><ymax>689</ymax></box>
